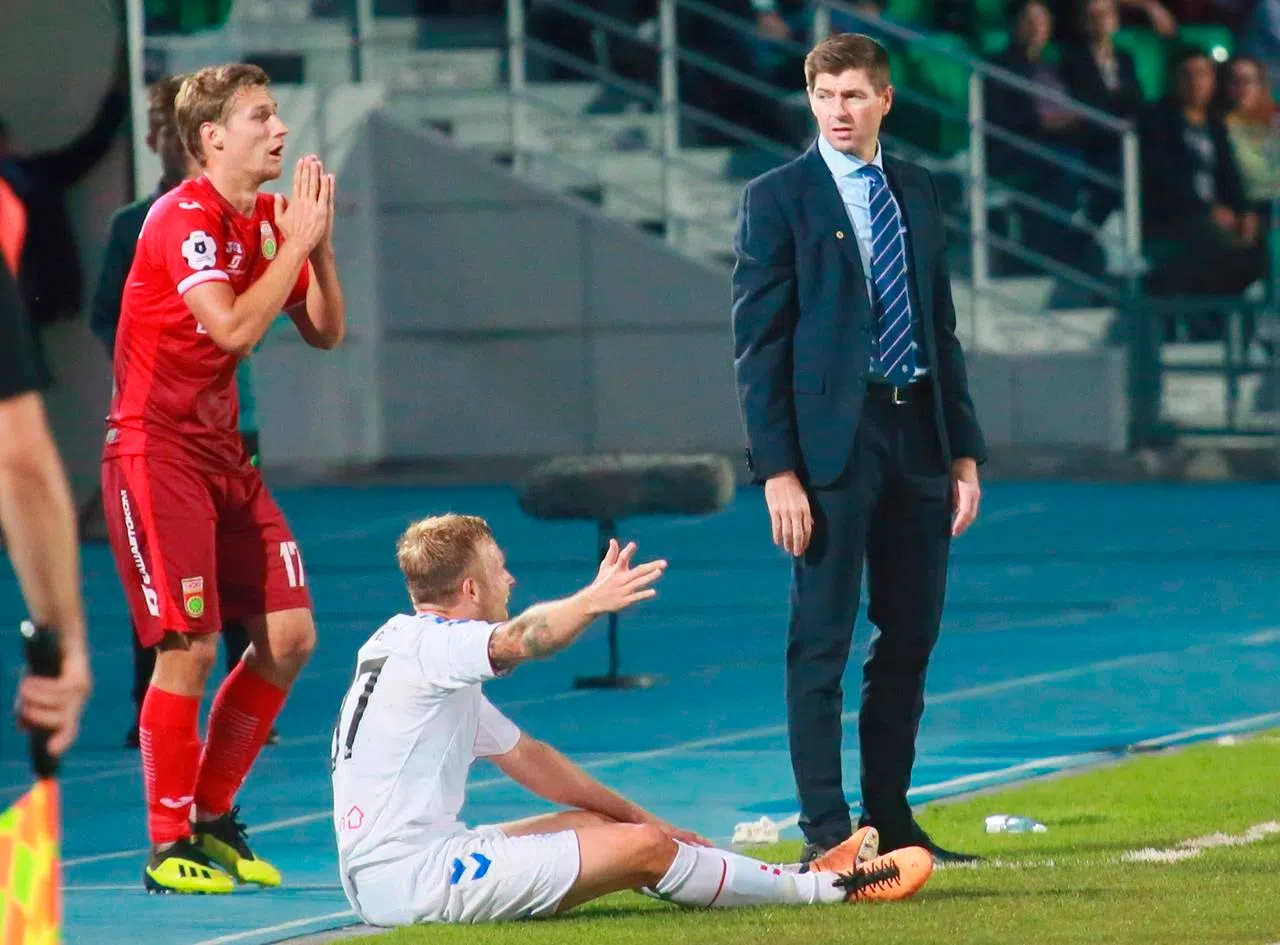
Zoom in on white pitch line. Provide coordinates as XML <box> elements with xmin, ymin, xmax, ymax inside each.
<box><xmin>61</xmin><ymin>647</ymin><xmax>1176</xmax><ymax>871</ymax></box>
<box><xmin>186</xmin><ymin>910</ymin><xmax>356</xmax><ymax>945</ymax></box>
<box><xmin>1121</xmin><ymin>821</ymin><xmax>1280</xmax><ymax>864</ymax></box>
<box><xmin>771</xmin><ymin>711</ymin><xmax>1280</xmax><ymax>833</ymax></box>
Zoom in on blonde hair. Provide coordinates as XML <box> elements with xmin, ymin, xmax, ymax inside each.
<box><xmin>804</xmin><ymin>33</ymin><xmax>891</xmax><ymax>92</ymax></box>
<box><xmin>396</xmin><ymin>514</ymin><xmax>494</xmax><ymax>605</ymax></box>
<box><xmin>175</xmin><ymin>63</ymin><xmax>271</xmax><ymax>165</ymax></box>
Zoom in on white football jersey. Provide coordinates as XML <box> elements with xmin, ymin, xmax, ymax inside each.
<box><xmin>331</xmin><ymin>612</ymin><xmax>521</xmax><ymax>882</ymax></box>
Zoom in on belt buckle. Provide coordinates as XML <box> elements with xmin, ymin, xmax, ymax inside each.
<box><xmin>889</xmin><ymin>385</ymin><xmax>909</xmax><ymax>406</ymax></box>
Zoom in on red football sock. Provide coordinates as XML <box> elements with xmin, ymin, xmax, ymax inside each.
<box><xmin>193</xmin><ymin>663</ymin><xmax>288</xmax><ymax>818</ymax></box>
<box><xmin>139</xmin><ymin>687</ymin><xmax>202</xmax><ymax>846</ymax></box>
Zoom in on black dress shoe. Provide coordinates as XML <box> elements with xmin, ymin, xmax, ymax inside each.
<box><xmin>915</xmin><ymin>838</ymin><xmax>983</xmax><ymax>865</ymax></box>
<box><xmin>883</xmin><ymin>829</ymin><xmax>982</xmax><ymax>864</ymax></box>
<box><xmin>799</xmin><ymin>841</ymin><xmax>829</xmax><ymax>865</ymax></box>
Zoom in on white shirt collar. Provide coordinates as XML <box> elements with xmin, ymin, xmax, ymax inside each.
<box><xmin>817</xmin><ymin>134</ymin><xmax>883</xmax><ymax>179</ymax></box>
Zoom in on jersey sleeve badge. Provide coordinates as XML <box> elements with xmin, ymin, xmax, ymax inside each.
<box><xmin>181</xmin><ymin>230</ymin><xmax>218</xmax><ymax>271</ymax></box>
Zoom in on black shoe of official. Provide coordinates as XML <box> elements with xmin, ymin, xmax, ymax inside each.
<box><xmin>882</xmin><ymin>827</ymin><xmax>983</xmax><ymax>865</ymax></box>
<box><xmin>800</xmin><ymin>840</ymin><xmax>830</xmax><ymax>865</ymax></box>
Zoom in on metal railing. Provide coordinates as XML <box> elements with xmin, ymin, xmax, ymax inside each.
<box><xmin>122</xmin><ymin>0</ymin><xmax>1280</xmax><ymax>444</ymax></box>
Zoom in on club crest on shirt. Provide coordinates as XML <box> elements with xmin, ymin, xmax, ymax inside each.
<box><xmin>260</xmin><ymin>220</ymin><xmax>277</xmax><ymax>260</ymax></box>
<box><xmin>182</xmin><ymin>576</ymin><xmax>205</xmax><ymax>618</ymax></box>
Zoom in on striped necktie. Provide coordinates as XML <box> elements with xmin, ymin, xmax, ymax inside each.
<box><xmin>862</xmin><ymin>165</ymin><xmax>918</xmax><ymax>385</ymax></box>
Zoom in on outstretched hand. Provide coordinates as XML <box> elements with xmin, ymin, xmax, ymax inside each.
<box><xmin>584</xmin><ymin>539</ymin><xmax>667</xmax><ymax>615</ymax></box>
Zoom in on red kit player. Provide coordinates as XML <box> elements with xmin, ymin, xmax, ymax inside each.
<box><xmin>101</xmin><ymin>63</ymin><xmax>345</xmax><ymax>894</ymax></box>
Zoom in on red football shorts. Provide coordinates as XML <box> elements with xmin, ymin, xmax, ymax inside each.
<box><xmin>102</xmin><ymin>455</ymin><xmax>313</xmax><ymax>647</ymax></box>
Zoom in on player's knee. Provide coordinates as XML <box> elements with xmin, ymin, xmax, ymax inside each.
<box><xmin>155</xmin><ymin>633</ymin><xmax>219</xmax><ymax>688</ymax></box>
<box><xmin>627</xmin><ymin>824</ymin><xmax>677</xmax><ymax>881</ymax></box>
<box><xmin>272</xmin><ymin>617</ymin><xmax>316</xmax><ymax>670</ymax></box>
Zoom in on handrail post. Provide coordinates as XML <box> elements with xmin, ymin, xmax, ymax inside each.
<box><xmin>125</xmin><ymin>0</ymin><xmax>149</xmax><ymax>199</ymax></box>
<box><xmin>507</xmin><ymin>0</ymin><xmax>530</xmax><ymax>176</ymax></box>
<box><xmin>813</xmin><ymin>2</ymin><xmax>831</xmax><ymax>42</ymax></box>
<box><xmin>354</xmin><ymin>0</ymin><xmax>374</xmax><ymax>82</ymax></box>
<box><xmin>1121</xmin><ymin>128</ymin><xmax>1142</xmax><ymax>281</ymax></box>
<box><xmin>659</xmin><ymin>0</ymin><xmax>679</xmax><ymax>246</ymax></box>
<box><xmin>1120</xmin><ymin>125</ymin><xmax>1156</xmax><ymax>446</ymax></box>
<box><xmin>967</xmin><ymin>70</ymin><xmax>989</xmax><ymax>322</ymax></box>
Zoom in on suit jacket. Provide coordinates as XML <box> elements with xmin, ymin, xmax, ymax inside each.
<box><xmin>1059</xmin><ymin>45</ymin><xmax>1144</xmax><ymax>151</ymax></box>
<box><xmin>730</xmin><ymin>140</ymin><xmax>986</xmax><ymax>489</ymax></box>
<box><xmin>90</xmin><ymin>186</ymin><xmax>163</xmax><ymax>354</ymax></box>
<box><xmin>1138</xmin><ymin>100</ymin><xmax>1249</xmax><ymax>230</ymax></box>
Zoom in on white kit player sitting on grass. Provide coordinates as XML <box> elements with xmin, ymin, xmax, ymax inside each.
<box><xmin>330</xmin><ymin>514</ymin><xmax>933</xmax><ymax>926</ymax></box>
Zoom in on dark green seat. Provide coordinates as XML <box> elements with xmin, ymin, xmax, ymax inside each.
<box><xmin>1113</xmin><ymin>27</ymin><xmax>1169</xmax><ymax>101</ymax></box>
<box><xmin>1178</xmin><ymin>24</ymin><xmax>1233</xmax><ymax>63</ymax></box>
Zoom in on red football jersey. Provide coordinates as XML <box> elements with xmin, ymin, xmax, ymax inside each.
<box><xmin>105</xmin><ymin>174</ymin><xmax>310</xmax><ymax>472</ymax></box>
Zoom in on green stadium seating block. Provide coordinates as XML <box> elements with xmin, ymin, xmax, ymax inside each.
<box><xmin>1113</xmin><ymin>27</ymin><xmax>1169</xmax><ymax>101</ymax></box>
<box><xmin>884</xmin><ymin>0</ymin><xmax>933</xmax><ymax>29</ymax></box>
<box><xmin>1178</xmin><ymin>24</ymin><xmax>1234</xmax><ymax>64</ymax></box>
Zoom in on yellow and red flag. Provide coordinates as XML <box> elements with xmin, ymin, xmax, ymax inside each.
<box><xmin>0</xmin><ymin>778</ymin><xmax>60</xmax><ymax>945</ymax></box>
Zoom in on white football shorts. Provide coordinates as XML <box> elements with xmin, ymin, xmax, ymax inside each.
<box><xmin>349</xmin><ymin>825</ymin><xmax>582</xmax><ymax>926</ymax></box>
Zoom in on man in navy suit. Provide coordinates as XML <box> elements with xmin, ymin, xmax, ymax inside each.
<box><xmin>731</xmin><ymin>32</ymin><xmax>986</xmax><ymax>864</ymax></box>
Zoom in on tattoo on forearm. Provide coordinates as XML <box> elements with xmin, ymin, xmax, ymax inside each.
<box><xmin>518</xmin><ymin>614</ymin><xmax>554</xmax><ymax>659</ymax></box>
<box><xmin>489</xmin><ymin>610</ymin><xmax>563</xmax><ymax>671</ymax></box>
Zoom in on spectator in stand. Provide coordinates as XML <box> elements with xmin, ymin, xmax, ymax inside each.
<box><xmin>986</xmin><ymin>0</ymin><xmax>1094</xmax><ymax>263</ymax></box>
<box><xmin>1241</xmin><ymin>1</ymin><xmax>1280</xmax><ymax>101</ymax></box>
<box><xmin>1048</xmin><ymin>0</ymin><xmax>1176</xmax><ymax>42</ymax></box>
<box><xmin>1221</xmin><ymin>55</ymin><xmax>1280</xmax><ymax>223</ymax></box>
<box><xmin>1140</xmin><ymin>47</ymin><xmax>1266</xmax><ymax>316</ymax></box>
<box><xmin>1060</xmin><ymin>0</ymin><xmax>1147</xmax><ymax>272</ymax></box>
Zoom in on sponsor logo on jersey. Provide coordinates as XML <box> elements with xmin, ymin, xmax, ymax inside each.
<box><xmin>227</xmin><ymin>239</ymin><xmax>245</xmax><ymax>271</ymax></box>
<box><xmin>260</xmin><ymin>220</ymin><xmax>277</xmax><ymax>260</ymax></box>
<box><xmin>120</xmin><ymin>490</ymin><xmax>160</xmax><ymax>617</ymax></box>
<box><xmin>338</xmin><ymin>805</ymin><xmax>364</xmax><ymax>831</ymax></box>
<box><xmin>181</xmin><ymin>229</ymin><xmax>217</xmax><ymax>270</ymax></box>
<box><xmin>182</xmin><ymin>576</ymin><xmax>205</xmax><ymax>618</ymax></box>
<box><xmin>178</xmin><ymin>201</ymin><xmax>202</xmax><ymax>210</ymax></box>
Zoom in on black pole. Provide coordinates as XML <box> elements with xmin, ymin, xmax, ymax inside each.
<box><xmin>572</xmin><ymin>519</ymin><xmax>661</xmax><ymax>690</ymax></box>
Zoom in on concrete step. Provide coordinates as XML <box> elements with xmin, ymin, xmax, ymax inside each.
<box><xmin>1161</xmin><ymin>372</ymin><xmax>1277</xmax><ymax>431</ymax></box>
<box><xmin>367</xmin><ymin>47</ymin><xmax>504</xmax><ymax>89</ymax></box>
<box><xmin>383</xmin><ymin>82</ymin><xmax>611</xmax><ymax>131</ymax></box>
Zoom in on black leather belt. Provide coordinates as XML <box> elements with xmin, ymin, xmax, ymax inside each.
<box><xmin>866</xmin><ymin>381</ymin><xmax>918</xmax><ymax>405</ymax></box>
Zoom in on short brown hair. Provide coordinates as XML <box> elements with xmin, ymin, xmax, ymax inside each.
<box><xmin>804</xmin><ymin>33</ymin><xmax>891</xmax><ymax>91</ymax></box>
<box><xmin>396</xmin><ymin>514</ymin><xmax>495</xmax><ymax>605</ymax></box>
<box><xmin>175</xmin><ymin>63</ymin><xmax>271</xmax><ymax>164</ymax></box>
<box><xmin>147</xmin><ymin>74</ymin><xmax>185</xmax><ymax>136</ymax></box>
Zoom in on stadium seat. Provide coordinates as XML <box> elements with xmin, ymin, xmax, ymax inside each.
<box><xmin>897</xmin><ymin>33</ymin><xmax>972</xmax><ymax>157</ymax></box>
<box><xmin>1178</xmin><ymin>24</ymin><xmax>1234</xmax><ymax>63</ymax></box>
<box><xmin>884</xmin><ymin>0</ymin><xmax>934</xmax><ymax>29</ymax></box>
<box><xmin>1113</xmin><ymin>27</ymin><xmax>1170</xmax><ymax>100</ymax></box>
<box><xmin>518</xmin><ymin>453</ymin><xmax>735</xmax><ymax>689</ymax></box>
<box><xmin>145</xmin><ymin>0</ymin><xmax>234</xmax><ymax>34</ymax></box>
<box><xmin>971</xmin><ymin>0</ymin><xmax>1008</xmax><ymax>33</ymax></box>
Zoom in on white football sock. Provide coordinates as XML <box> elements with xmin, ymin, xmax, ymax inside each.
<box><xmin>650</xmin><ymin>842</ymin><xmax>845</xmax><ymax>908</ymax></box>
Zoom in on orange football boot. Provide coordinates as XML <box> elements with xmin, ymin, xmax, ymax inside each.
<box><xmin>807</xmin><ymin>826</ymin><xmax>880</xmax><ymax>875</ymax></box>
<box><xmin>834</xmin><ymin>846</ymin><xmax>934</xmax><ymax>903</ymax></box>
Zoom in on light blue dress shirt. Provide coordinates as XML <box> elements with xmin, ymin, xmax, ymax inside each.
<box><xmin>816</xmin><ymin>134</ymin><xmax>928</xmax><ymax>379</ymax></box>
